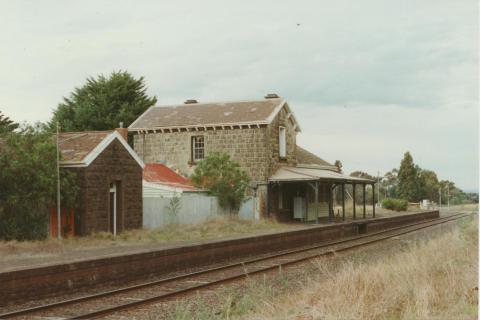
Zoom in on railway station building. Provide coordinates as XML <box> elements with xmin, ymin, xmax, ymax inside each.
<box><xmin>128</xmin><ymin>94</ymin><xmax>376</xmax><ymax>223</ymax></box>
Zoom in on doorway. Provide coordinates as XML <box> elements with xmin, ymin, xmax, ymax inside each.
<box><xmin>109</xmin><ymin>182</ymin><xmax>117</xmax><ymax>235</ymax></box>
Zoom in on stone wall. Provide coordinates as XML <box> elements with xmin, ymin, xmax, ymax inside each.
<box><xmin>74</xmin><ymin>139</ymin><xmax>143</xmax><ymax>235</ymax></box>
<box><xmin>265</xmin><ymin>105</ymin><xmax>298</xmax><ymax>176</ymax></box>
<box><xmin>133</xmin><ymin>104</ymin><xmax>298</xmax><ymax>184</ymax></box>
<box><xmin>134</xmin><ymin>127</ymin><xmax>270</xmax><ymax>183</ymax></box>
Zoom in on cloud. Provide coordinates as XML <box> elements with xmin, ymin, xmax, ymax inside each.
<box><xmin>0</xmin><ymin>0</ymin><xmax>477</xmax><ymax>190</ymax></box>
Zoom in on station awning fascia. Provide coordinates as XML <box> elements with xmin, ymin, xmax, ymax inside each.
<box><xmin>268</xmin><ymin>166</ymin><xmax>375</xmax><ymax>184</ymax></box>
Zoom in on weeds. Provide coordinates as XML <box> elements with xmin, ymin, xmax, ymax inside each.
<box><xmin>168</xmin><ymin>217</ymin><xmax>477</xmax><ymax>320</ymax></box>
<box><xmin>0</xmin><ymin>217</ymin><xmax>298</xmax><ymax>261</ymax></box>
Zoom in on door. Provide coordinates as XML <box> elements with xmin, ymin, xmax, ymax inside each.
<box><xmin>109</xmin><ymin>183</ymin><xmax>117</xmax><ymax>235</ymax></box>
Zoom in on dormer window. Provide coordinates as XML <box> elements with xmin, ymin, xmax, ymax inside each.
<box><xmin>279</xmin><ymin>126</ymin><xmax>286</xmax><ymax>158</ymax></box>
<box><xmin>191</xmin><ymin>136</ymin><xmax>205</xmax><ymax>162</ymax></box>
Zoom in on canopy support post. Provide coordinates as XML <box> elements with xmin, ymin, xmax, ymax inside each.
<box><xmin>363</xmin><ymin>184</ymin><xmax>366</xmax><ymax>219</ymax></box>
<box><xmin>315</xmin><ymin>180</ymin><xmax>319</xmax><ymax>223</ymax></box>
<box><xmin>341</xmin><ymin>183</ymin><xmax>345</xmax><ymax>221</ymax></box>
<box><xmin>328</xmin><ymin>183</ymin><xmax>334</xmax><ymax>223</ymax></box>
<box><xmin>266</xmin><ymin>183</ymin><xmax>270</xmax><ymax>218</ymax></box>
<box><xmin>372</xmin><ymin>183</ymin><xmax>376</xmax><ymax>218</ymax></box>
<box><xmin>352</xmin><ymin>183</ymin><xmax>356</xmax><ymax>220</ymax></box>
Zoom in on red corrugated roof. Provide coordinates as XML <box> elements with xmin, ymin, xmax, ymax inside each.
<box><xmin>143</xmin><ymin>163</ymin><xmax>199</xmax><ymax>191</ymax></box>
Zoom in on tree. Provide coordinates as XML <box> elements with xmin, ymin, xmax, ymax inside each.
<box><xmin>0</xmin><ymin>110</ymin><xmax>19</xmax><ymax>134</ymax></box>
<box><xmin>347</xmin><ymin>171</ymin><xmax>376</xmax><ymax>204</ymax></box>
<box><xmin>50</xmin><ymin>71</ymin><xmax>157</xmax><ymax>131</ymax></box>
<box><xmin>334</xmin><ymin>160</ymin><xmax>343</xmax><ymax>173</ymax></box>
<box><xmin>0</xmin><ymin>124</ymin><xmax>78</xmax><ymax>240</ymax></box>
<box><xmin>396</xmin><ymin>152</ymin><xmax>418</xmax><ymax>201</ymax></box>
<box><xmin>417</xmin><ymin>169</ymin><xmax>439</xmax><ymax>201</ymax></box>
<box><xmin>190</xmin><ymin>153</ymin><xmax>250</xmax><ymax>211</ymax></box>
<box><xmin>383</xmin><ymin>169</ymin><xmax>398</xmax><ymax>198</ymax></box>
<box><xmin>350</xmin><ymin>171</ymin><xmax>375</xmax><ymax>180</ymax></box>
<box><xmin>439</xmin><ymin>180</ymin><xmax>467</xmax><ymax>205</ymax></box>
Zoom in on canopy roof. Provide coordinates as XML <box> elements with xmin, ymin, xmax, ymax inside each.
<box><xmin>269</xmin><ymin>166</ymin><xmax>375</xmax><ymax>183</ymax></box>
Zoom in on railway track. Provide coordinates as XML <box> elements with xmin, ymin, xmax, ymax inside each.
<box><xmin>0</xmin><ymin>212</ymin><xmax>470</xmax><ymax>319</ymax></box>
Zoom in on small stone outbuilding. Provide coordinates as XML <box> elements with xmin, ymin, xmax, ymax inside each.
<box><xmin>59</xmin><ymin>129</ymin><xmax>144</xmax><ymax>235</ymax></box>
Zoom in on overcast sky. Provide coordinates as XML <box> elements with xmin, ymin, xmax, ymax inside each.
<box><xmin>1</xmin><ymin>1</ymin><xmax>478</xmax><ymax>191</ymax></box>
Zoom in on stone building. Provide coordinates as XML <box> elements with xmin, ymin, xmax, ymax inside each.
<box><xmin>58</xmin><ymin>129</ymin><xmax>144</xmax><ymax>235</ymax></box>
<box><xmin>129</xmin><ymin>94</ymin><xmax>375</xmax><ymax>222</ymax></box>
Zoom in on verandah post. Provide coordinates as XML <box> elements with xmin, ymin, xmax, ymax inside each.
<box><xmin>352</xmin><ymin>183</ymin><xmax>356</xmax><ymax>220</ymax></box>
<box><xmin>363</xmin><ymin>183</ymin><xmax>366</xmax><ymax>219</ymax></box>
<box><xmin>315</xmin><ymin>180</ymin><xmax>319</xmax><ymax>223</ymax></box>
<box><xmin>328</xmin><ymin>183</ymin><xmax>334</xmax><ymax>223</ymax></box>
<box><xmin>372</xmin><ymin>183</ymin><xmax>376</xmax><ymax>218</ymax></box>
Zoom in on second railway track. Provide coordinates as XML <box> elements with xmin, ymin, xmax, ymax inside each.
<box><xmin>0</xmin><ymin>212</ymin><xmax>470</xmax><ymax>319</ymax></box>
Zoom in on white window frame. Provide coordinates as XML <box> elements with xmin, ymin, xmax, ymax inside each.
<box><xmin>279</xmin><ymin>126</ymin><xmax>286</xmax><ymax>158</ymax></box>
<box><xmin>191</xmin><ymin>136</ymin><xmax>205</xmax><ymax>162</ymax></box>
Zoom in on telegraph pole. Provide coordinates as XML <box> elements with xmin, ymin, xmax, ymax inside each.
<box><xmin>377</xmin><ymin>171</ymin><xmax>380</xmax><ymax>204</ymax></box>
<box><xmin>439</xmin><ymin>188</ymin><xmax>442</xmax><ymax>209</ymax></box>
<box><xmin>447</xmin><ymin>185</ymin><xmax>450</xmax><ymax>210</ymax></box>
<box><xmin>56</xmin><ymin>121</ymin><xmax>62</xmax><ymax>240</ymax></box>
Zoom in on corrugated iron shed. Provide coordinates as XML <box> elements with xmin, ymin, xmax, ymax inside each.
<box><xmin>143</xmin><ymin>163</ymin><xmax>200</xmax><ymax>194</ymax></box>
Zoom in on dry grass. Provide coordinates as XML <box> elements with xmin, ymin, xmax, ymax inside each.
<box><xmin>332</xmin><ymin>200</ymin><xmax>417</xmax><ymax>220</ymax></box>
<box><xmin>170</xmin><ymin>216</ymin><xmax>478</xmax><ymax>320</ymax></box>
<box><xmin>443</xmin><ymin>203</ymin><xmax>479</xmax><ymax>213</ymax></box>
<box><xmin>0</xmin><ymin>217</ymin><xmax>299</xmax><ymax>261</ymax></box>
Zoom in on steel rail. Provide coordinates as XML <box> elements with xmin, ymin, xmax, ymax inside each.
<box><xmin>70</xmin><ymin>213</ymin><xmax>470</xmax><ymax>319</ymax></box>
<box><xmin>0</xmin><ymin>212</ymin><xmax>468</xmax><ymax>319</ymax></box>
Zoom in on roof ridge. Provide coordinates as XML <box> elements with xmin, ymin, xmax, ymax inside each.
<box><xmin>152</xmin><ymin>97</ymin><xmax>283</xmax><ymax>109</ymax></box>
<box><xmin>59</xmin><ymin>130</ymin><xmax>113</xmax><ymax>134</ymax></box>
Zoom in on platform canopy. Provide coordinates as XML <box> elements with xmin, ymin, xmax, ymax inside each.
<box><xmin>269</xmin><ymin>166</ymin><xmax>375</xmax><ymax>184</ymax></box>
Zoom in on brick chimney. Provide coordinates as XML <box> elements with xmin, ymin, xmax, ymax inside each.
<box><xmin>115</xmin><ymin>122</ymin><xmax>128</xmax><ymax>141</ymax></box>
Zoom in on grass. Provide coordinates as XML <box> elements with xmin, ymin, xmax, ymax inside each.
<box><xmin>332</xmin><ymin>200</ymin><xmax>418</xmax><ymax>220</ymax></box>
<box><xmin>0</xmin><ymin>217</ymin><xmax>299</xmax><ymax>261</ymax></box>
<box><xmin>167</xmin><ymin>215</ymin><xmax>478</xmax><ymax>320</ymax></box>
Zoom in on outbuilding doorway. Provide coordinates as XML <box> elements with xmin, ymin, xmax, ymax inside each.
<box><xmin>109</xmin><ymin>182</ymin><xmax>118</xmax><ymax>235</ymax></box>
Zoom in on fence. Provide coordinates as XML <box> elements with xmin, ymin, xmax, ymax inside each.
<box><xmin>143</xmin><ymin>193</ymin><xmax>258</xmax><ymax>229</ymax></box>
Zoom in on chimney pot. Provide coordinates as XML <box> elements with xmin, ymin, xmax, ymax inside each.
<box><xmin>264</xmin><ymin>93</ymin><xmax>280</xmax><ymax>99</ymax></box>
<box><xmin>115</xmin><ymin>127</ymin><xmax>128</xmax><ymax>141</ymax></box>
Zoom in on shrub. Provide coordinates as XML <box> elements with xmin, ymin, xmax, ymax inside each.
<box><xmin>0</xmin><ymin>125</ymin><xmax>77</xmax><ymax>240</ymax></box>
<box><xmin>191</xmin><ymin>152</ymin><xmax>250</xmax><ymax>211</ymax></box>
<box><xmin>382</xmin><ymin>198</ymin><xmax>408</xmax><ymax>211</ymax></box>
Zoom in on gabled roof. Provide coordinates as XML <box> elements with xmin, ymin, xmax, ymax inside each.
<box><xmin>143</xmin><ymin>163</ymin><xmax>199</xmax><ymax>191</ymax></box>
<box><xmin>296</xmin><ymin>145</ymin><xmax>337</xmax><ymax>170</ymax></box>
<box><xmin>58</xmin><ymin>130</ymin><xmax>144</xmax><ymax>168</ymax></box>
<box><xmin>128</xmin><ymin>97</ymin><xmax>301</xmax><ymax>132</ymax></box>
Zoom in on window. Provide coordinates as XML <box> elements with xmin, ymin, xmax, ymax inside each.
<box><xmin>191</xmin><ymin>136</ymin><xmax>205</xmax><ymax>162</ymax></box>
<box><xmin>279</xmin><ymin>126</ymin><xmax>286</xmax><ymax>158</ymax></box>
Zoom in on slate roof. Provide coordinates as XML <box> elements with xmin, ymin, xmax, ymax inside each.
<box><xmin>296</xmin><ymin>145</ymin><xmax>336</xmax><ymax>169</ymax></box>
<box><xmin>129</xmin><ymin>98</ymin><xmax>299</xmax><ymax>131</ymax></box>
<box><xmin>143</xmin><ymin>163</ymin><xmax>199</xmax><ymax>191</ymax></box>
<box><xmin>58</xmin><ymin>131</ymin><xmax>111</xmax><ymax>163</ymax></box>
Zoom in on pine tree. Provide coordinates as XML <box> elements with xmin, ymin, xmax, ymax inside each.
<box><xmin>50</xmin><ymin>71</ymin><xmax>157</xmax><ymax>131</ymax></box>
<box><xmin>0</xmin><ymin>111</ymin><xmax>19</xmax><ymax>134</ymax></box>
<box><xmin>396</xmin><ymin>152</ymin><xmax>418</xmax><ymax>201</ymax></box>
